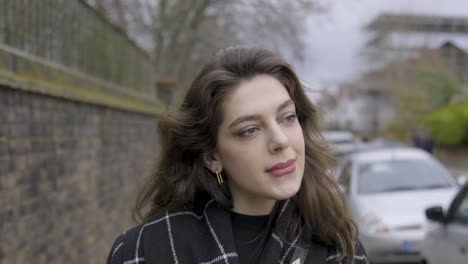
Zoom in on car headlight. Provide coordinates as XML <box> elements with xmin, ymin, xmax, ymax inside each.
<box><xmin>359</xmin><ymin>212</ymin><xmax>392</xmax><ymax>235</ymax></box>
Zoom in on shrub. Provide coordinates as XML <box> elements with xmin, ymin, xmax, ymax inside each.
<box><xmin>424</xmin><ymin>101</ymin><xmax>468</xmax><ymax>147</ymax></box>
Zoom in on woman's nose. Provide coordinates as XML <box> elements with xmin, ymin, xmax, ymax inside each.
<box><xmin>268</xmin><ymin>124</ymin><xmax>289</xmax><ymax>153</ymax></box>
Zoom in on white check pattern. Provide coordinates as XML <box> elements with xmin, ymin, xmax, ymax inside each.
<box><xmin>112</xmin><ymin>200</ymin><xmax>241</xmax><ymax>264</ymax></box>
<box><xmin>108</xmin><ymin>199</ymin><xmax>368</xmax><ymax>264</ymax></box>
<box><xmin>326</xmin><ymin>250</ymin><xmax>369</xmax><ymax>264</ymax></box>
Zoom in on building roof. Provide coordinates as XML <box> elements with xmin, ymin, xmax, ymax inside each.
<box><xmin>379</xmin><ymin>31</ymin><xmax>468</xmax><ymax>52</ymax></box>
<box><xmin>367</xmin><ymin>13</ymin><xmax>468</xmax><ymax>34</ymax></box>
<box><xmin>366</xmin><ymin>13</ymin><xmax>468</xmax><ymax>53</ymax></box>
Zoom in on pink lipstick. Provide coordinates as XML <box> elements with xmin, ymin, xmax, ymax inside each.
<box><xmin>266</xmin><ymin>159</ymin><xmax>296</xmax><ymax>177</ymax></box>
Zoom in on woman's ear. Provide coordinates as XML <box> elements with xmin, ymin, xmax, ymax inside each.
<box><xmin>203</xmin><ymin>152</ymin><xmax>222</xmax><ymax>173</ymax></box>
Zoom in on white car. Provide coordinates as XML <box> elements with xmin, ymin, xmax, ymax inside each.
<box><xmin>322</xmin><ymin>130</ymin><xmax>358</xmax><ymax>157</ymax></box>
<box><xmin>336</xmin><ymin>147</ymin><xmax>459</xmax><ymax>263</ymax></box>
<box><xmin>422</xmin><ymin>180</ymin><xmax>468</xmax><ymax>264</ymax></box>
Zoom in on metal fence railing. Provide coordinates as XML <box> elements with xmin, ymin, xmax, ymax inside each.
<box><xmin>0</xmin><ymin>0</ymin><xmax>157</xmax><ymax>101</ymax></box>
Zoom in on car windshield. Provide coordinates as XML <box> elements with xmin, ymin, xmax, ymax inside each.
<box><xmin>358</xmin><ymin>159</ymin><xmax>452</xmax><ymax>194</ymax></box>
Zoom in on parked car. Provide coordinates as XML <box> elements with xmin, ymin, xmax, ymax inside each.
<box><xmin>421</xmin><ymin>180</ymin><xmax>468</xmax><ymax>264</ymax></box>
<box><xmin>336</xmin><ymin>147</ymin><xmax>459</xmax><ymax>263</ymax></box>
<box><xmin>322</xmin><ymin>130</ymin><xmax>359</xmax><ymax>158</ymax></box>
<box><xmin>367</xmin><ymin>138</ymin><xmax>406</xmax><ymax>148</ymax></box>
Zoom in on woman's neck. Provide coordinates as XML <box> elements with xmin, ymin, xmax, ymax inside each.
<box><xmin>231</xmin><ymin>195</ymin><xmax>275</xmax><ymax>215</ymax></box>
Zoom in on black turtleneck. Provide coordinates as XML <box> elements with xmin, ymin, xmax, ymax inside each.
<box><xmin>231</xmin><ymin>211</ymin><xmax>270</xmax><ymax>264</ymax></box>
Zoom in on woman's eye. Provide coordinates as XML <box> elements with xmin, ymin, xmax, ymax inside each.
<box><xmin>284</xmin><ymin>114</ymin><xmax>297</xmax><ymax>123</ymax></box>
<box><xmin>239</xmin><ymin>127</ymin><xmax>259</xmax><ymax>137</ymax></box>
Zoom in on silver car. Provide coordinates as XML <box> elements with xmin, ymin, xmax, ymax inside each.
<box><xmin>422</xmin><ymin>180</ymin><xmax>468</xmax><ymax>264</ymax></box>
<box><xmin>337</xmin><ymin>147</ymin><xmax>458</xmax><ymax>263</ymax></box>
<box><xmin>322</xmin><ymin>130</ymin><xmax>359</xmax><ymax>157</ymax></box>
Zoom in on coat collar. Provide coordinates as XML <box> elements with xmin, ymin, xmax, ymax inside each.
<box><xmin>202</xmin><ymin>198</ymin><xmax>328</xmax><ymax>264</ymax></box>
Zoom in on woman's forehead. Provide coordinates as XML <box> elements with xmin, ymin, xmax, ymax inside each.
<box><xmin>220</xmin><ymin>75</ymin><xmax>293</xmax><ymax>124</ymax></box>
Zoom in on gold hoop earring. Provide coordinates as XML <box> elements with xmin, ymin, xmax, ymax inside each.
<box><xmin>215</xmin><ymin>170</ymin><xmax>223</xmax><ymax>185</ymax></box>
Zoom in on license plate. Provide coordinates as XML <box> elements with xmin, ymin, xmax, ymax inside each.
<box><xmin>402</xmin><ymin>240</ymin><xmax>420</xmax><ymax>252</ymax></box>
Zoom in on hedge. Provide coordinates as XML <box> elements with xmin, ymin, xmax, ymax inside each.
<box><xmin>424</xmin><ymin>101</ymin><xmax>468</xmax><ymax>147</ymax></box>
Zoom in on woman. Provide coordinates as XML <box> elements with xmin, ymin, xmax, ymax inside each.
<box><xmin>107</xmin><ymin>46</ymin><xmax>367</xmax><ymax>264</ymax></box>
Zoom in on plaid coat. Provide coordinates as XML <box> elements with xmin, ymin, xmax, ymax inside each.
<box><xmin>107</xmin><ymin>198</ymin><xmax>368</xmax><ymax>264</ymax></box>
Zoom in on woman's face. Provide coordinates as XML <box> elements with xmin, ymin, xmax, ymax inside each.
<box><xmin>212</xmin><ymin>74</ymin><xmax>305</xmax><ymax>215</ymax></box>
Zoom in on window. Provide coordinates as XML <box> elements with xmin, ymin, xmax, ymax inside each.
<box><xmin>453</xmin><ymin>190</ymin><xmax>468</xmax><ymax>225</ymax></box>
<box><xmin>357</xmin><ymin>159</ymin><xmax>452</xmax><ymax>194</ymax></box>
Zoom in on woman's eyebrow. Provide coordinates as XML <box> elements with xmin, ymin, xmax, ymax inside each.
<box><xmin>277</xmin><ymin>99</ymin><xmax>294</xmax><ymax>112</ymax></box>
<box><xmin>228</xmin><ymin>99</ymin><xmax>294</xmax><ymax>129</ymax></box>
<box><xmin>228</xmin><ymin>115</ymin><xmax>260</xmax><ymax>129</ymax></box>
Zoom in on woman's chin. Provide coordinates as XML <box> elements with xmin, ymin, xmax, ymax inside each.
<box><xmin>270</xmin><ymin>181</ymin><xmax>301</xmax><ymax>200</ymax></box>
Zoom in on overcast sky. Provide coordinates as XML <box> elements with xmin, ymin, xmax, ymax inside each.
<box><xmin>297</xmin><ymin>0</ymin><xmax>468</xmax><ymax>89</ymax></box>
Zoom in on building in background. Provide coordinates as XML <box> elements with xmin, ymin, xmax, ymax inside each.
<box><xmin>366</xmin><ymin>13</ymin><xmax>468</xmax><ymax>95</ymax></box>
<box><xmin>319</xmin><ymin>75</ymin><xmax>395</xmax><ymax>136</ymax></box>
<box><xmin>320</xmin><ymin>13</ymin><xmax>468</xmax><ymax>136</ymax></box>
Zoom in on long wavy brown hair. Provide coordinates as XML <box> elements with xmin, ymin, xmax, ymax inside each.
<box><xmin>134</xmin><ymin>46</ymin><xmax>357</xmax><ymax>263</ymax></box>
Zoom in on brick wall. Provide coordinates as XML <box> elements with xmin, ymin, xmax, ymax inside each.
<box><xmin>0</xmin><ymin>85</ymin><xmax>159</xmax><ymax>263</ymax></box>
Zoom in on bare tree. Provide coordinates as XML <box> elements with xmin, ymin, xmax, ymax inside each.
<box><xmin>85</xmin><ymin>0</ymin><xmax>325</xmax><ymax>87</ymax></box>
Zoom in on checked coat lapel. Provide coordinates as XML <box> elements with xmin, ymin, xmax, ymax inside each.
<box><xmin>257</xmin><ymin>199</ymin><xmax>328</xmax><ymax>264</ymax></box>
<box><xmin>203</xmin><ymin>199</ymin><xmax>328</xmax><ymax>264</ymax></box>
<box><xmin>201</xmin><ymin>200</ymin><xmax>240</xmax><ymax>264</ymax></box>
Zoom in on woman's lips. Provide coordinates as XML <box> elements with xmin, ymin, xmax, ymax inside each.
<box><xmin>266</xmin><ymin>159</ymin><xmax>296</xmax><ymax>177</ymax></box>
